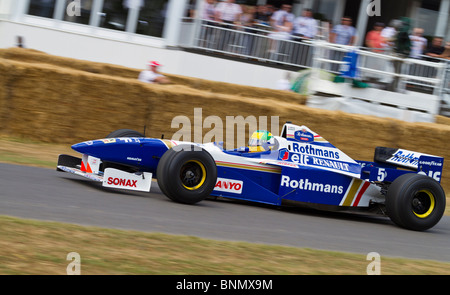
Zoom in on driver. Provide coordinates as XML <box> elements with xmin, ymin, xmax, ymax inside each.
<box><xmin>248</xmin><ymin>130</ymin><xmax>273</xmax><ymax>152</ymax></box>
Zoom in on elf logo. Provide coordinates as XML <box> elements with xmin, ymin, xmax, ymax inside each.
<box><xmin>107</xmin><ymin>177</ymin><xmax>138</xmax><ymax>188</ymax></box>
<box><xmin>278</xmin><ymin>148</ymin><xmax>289</xmax><ymax>161</ymax></box>
<box><xmin>214</xmin><ymin>178</ymin><xmax>243</xmax><ymax>194</ymax></box>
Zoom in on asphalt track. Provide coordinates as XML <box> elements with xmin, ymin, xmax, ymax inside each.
<box><xmin>1</xmin><ymin>162</ymin><xmax>450</xmax><ymax>262</ymax></box>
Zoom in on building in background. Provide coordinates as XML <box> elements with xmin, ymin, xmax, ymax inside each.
<box><xmin>0</xmin><ymin>0</ymin><xmax>449</xmax><ymax>88</ymax></box>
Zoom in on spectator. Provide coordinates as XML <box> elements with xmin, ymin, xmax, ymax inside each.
<box><xmin>434</xmin><ymin>42</ymin><xmax>450</xmax><ymax>59</ymax></box>
<box><xmin>364</xmin><ymin>23</ymin><xmax>388</xmax><ymax>83</ymax></box>
<box><xmin>409</xmin><ymin>28</ymin><xmax>427</xmax><ymax>59</ymax></box>
<box><xmin>16</xmin><ymin>36</ymin><xmax>25</xmax><ymax>48</ymax></box>
<box><xmin>239</xmin><ymin>5</ymin><xmax>256</xmax><ymax>55</ymax></box>
<box><xmin>275</xmin><ymin>72</ymin><xmax>292</xmax><ymax>91</ymax></box>
<box><xmin>380</xmin><ymin>19</ymin><xmax>401</xmax><ymax>52</ymax></box>
<box><xmin>393</xmin><ymin>17</ymin><xmax>411</xmax><ymax>57</ymax></box>
<box><xmin>202</xmin><ymin>0</ymin><xmax>217</xmax><ymax>22</ymax></box>
<box><xmin>215</xmin><ymin>0</ymin><xmax>242</xmax><ymax>25</ymax></box>
<box><xmin>254</xmin><ymin>4</ymin><xmax>271</xmax><ymax>26</ymax></box>
<box><xmin>267</xmin><ymin>12</ymin><xmax>292</xmax><ymax>62</ymax></box>
<box><xmin>270</xmin><ymin>4</ymin><xmax>294</xmax><ymax>33</ymax></box>
<box><xmin>329</xmin><ymin>17</ymin><xmax>356</xmax><ymax>73</ymax></box>
<box><xmin>386</xmin><ymin>18</ymin><xmax>411</xmax><ymax>91</ymax></box>
<box><xmin>199</xmin><ymin>0</ymin><xmax>217</xmax><ymax>48</ymax></box>
<box><xmin>292</xmin><ymin>8</ymin><xmax>318</xmax><ymax>40</ymax></box>
<box><xmin>138</xmin><ymin>61</ymin><xmax>171</xmax><ymax>84</ymax></box>
<box><xmin>425</xmin><ymin>36</ymin><xmax>445</xmax><ymax>58</ymax></box>
<box><xmin>266</xmin><ymin>4</ymin><xmax>275</xmax><ymax>17</ymax></box>
<box><xmin>365</xmin><ymin>22</ymin><xmax>385</xmax><ymax>52</ymax></box>
<box><xmin>252</xmin><ymin>5</ymin><xmax>271</xmax><ymax>56</ymax></box>
<box><xmin>240</xmin><ymin>5</ymin><xmax>255</xmax><ymax>27</ymax></box>
<box><xmin>330</xmin><ymin>16</ymin><xmax>356</xmax><ymax>45</ymax></box>
<box><xmin>215</xmin><ymin>0</ymin><xmax>242</xmax><ymax>50</ymax></box>
<box><xmin>267</xmin><ymin>6</ymin><xmax>293</xmax><ymax>62</ymax></box>
<box><xmin>268</xmin><ymin>13</ymin><xmax>292</xmax><ymax>41</ymax></box>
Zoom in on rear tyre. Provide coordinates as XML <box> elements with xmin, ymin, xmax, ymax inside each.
<box><xmin>386</xmin><ymin>173</ymin><xmax>446</xmax><ymax>231</ymax></box>
<box><xmin>157</xmin><ymin>145</ymin><xmax>217</xmax><ymax>204</ymax></box>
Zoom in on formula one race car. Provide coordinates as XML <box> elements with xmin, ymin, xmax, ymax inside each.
<box><xmin>57</xmin><ymin>122</ymin><xmax>446</xmax><ymax>231</ymax></box>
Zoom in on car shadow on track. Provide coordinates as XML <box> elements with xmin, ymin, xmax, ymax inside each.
<box><xmin>206</xmin><ymin>196</ymin><xmax>395</xmax><ymax>228</ymax></box>
<box><xmin>57</xmin><ymin>174</ymin><xmax>160</xmax><ymax>197</ymax></box>
<box><xmin>57</xmin><ymin>174</ymin><xmax>219</xmax><ymax>208</ymax></box>
<box><xmin>57</xmin><ymin>173</ymin><xmax>394</xmax><ymax>228</ymax></box>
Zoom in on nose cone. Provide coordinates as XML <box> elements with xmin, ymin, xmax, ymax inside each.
<box><xmin>71</xmin><ymin>138</ymin><xmax>144</xmax><ymax>167</ymax></box>
<box><xmin>71</xmin><ymin>138</ymin><xmax>137</xmax><ymax>159</ymax></box>
<box><xmin>72</xmin><ymin>139</ymin><xmax>116</xmax><ymax>155</ymax></box>
<box><xmin>71</xmin><ymin>140</ymin><xmax>96</xmax><ymax>154</ymax></box>
<box><xmin>72</xmin><ymin>138</ymin><xmax>139</xmax><ymax>158</ymax></box>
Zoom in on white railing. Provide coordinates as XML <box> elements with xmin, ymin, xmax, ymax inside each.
<box><xmin>308</xmin><ymin>40</ymin><xmax>448</xmax><ymax>121</ymax></box>
<box><xmin>311</xmin><ymin>40</ymin><xmax>446</xmax><ymax>96</ymax></box>
<box><xmin>441</xmin><ymin>60</ymin><xmax>450</xmax><ymax>107</ymax></box>
<box><xmin>188</xmin><ymin>18</ymin><xmax>315</xmax><ymax>68</ymax></box>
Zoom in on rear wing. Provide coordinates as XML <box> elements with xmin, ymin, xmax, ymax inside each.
<box><xmin>373</xmin><ymin>147</ymin><xmax>443</xmax><ymax>182</ymax></box>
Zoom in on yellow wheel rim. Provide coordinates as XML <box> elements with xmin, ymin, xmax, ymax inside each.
<box><xmin>412</xmin><ymin>190</ymin><xmax>435</xmax><ymax>219</ymax></box>
<box><xmin>180</xmin><ymin>160</ymin><xmax>206</xmax><ymax>190</ymax></box>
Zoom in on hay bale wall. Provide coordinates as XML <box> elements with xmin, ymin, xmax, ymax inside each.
<box><xmin>0</xmin><ymin>48</ymin><xmax>449</xmax><ymax>196</ymax></box>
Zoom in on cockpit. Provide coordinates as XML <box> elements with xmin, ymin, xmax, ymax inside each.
<box><xmin>219</xmin><ymin>130</ymin><xmax>281</xmax><ymax>157</ymax></box>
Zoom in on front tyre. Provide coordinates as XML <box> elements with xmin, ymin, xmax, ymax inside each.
<box><xmin>156</xmin><ymin>145</ymin><xmax>217</xmax><ymax>204</ymax></box>
<box><xmin>386</xmin><ymin>173</ymin><xmax>446</xmax><ymax>231</ymax></box>
<box><xmin>106</xmin><ymin>129</ymin><xmax>144</xmax><ymax>138</ymax></box>
<box><xmin>102</xmin><ymin>129</ymin><xmax>145</xmax><ymax>173</ymax></box>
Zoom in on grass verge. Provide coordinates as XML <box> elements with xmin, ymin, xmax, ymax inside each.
<box><xmin>1</xmin><ymin>215</ymin><xmax>450</xmax><ymax>275</ymax></box>
<box><xmin>0</xmin><ymin>136</ymin><xmax>76</xmax><ymax>169</ymax></box>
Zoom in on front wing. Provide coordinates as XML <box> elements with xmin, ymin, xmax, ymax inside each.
<box><xmin>57</xmin><ymin>154</ymin><xmax>152</xmax><ymax>192</ymax></box>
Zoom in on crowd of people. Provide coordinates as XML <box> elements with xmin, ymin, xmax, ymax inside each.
<box><xmin>364</xmin><ymin>19</ymin><xmax>450</xmax><ymax>60</ymax></box>
<box><xmin>200</xmin><ymin>1</ymin><xmax>322</xmax><ymax>43</ymax></box>
<box><xmin>197</xmin><ymin>0</ymin><xmax>449</xmax><ymax>61</ymax></box>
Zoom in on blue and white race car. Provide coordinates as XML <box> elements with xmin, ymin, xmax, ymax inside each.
<box><xmin>57</xmin><ymin>122</ymin><xmax>446</xmax><ymax>231</ymax></box>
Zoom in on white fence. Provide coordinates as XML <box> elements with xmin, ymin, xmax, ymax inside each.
<box><xmin>189</xmin><ymin>19</ymin><xmax>314</xmax><ymax>68</ymax></box>
<box><xmin>311</xmin><ymin>41</ymin><xmax>446</xmax><ymax>96</ymax></box>
<box><xmin>309</xmin><ymin>41</ymin><xmax>445</xmax><ymax>122</ymax></box>
<box><xmin>442</xmin><ymin>62</ymin><xmax>450</xmax><ymax>109</ymax></box>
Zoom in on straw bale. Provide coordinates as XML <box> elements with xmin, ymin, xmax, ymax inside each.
<box><xmin>0</xmin><ymin>48</ymin><xmax>305</xmax><ymax>104</ymax></box>
<box><xmin>0</xmin><ymin>49</ymin><xmax>449</xmax><ymax>193</ymax></box>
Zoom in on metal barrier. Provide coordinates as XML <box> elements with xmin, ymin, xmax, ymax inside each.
<box><xmin>309</xmin><ymin>40</ymin><xmax>447</xmax><ymax>121</ymax></box>
<box><xmin>311</xmin><ymin>41</ymin><xmax>446</xmax><ymax>95</ymax></box>
<box><xmin>440</xmin><ymin>61</ymin><xmax>450</xmax><ymax>116</ymax></box>
<box><xmin>191</xmin><ymin>19</ymin><xmax>315</xmax><ymax>69</ymax></box>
